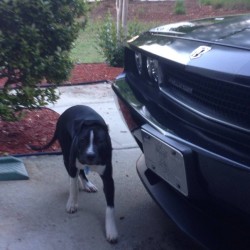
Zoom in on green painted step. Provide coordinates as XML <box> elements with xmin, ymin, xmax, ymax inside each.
<box><xmin>0</xmin><ymin>156</ymin><xmax>29</xmax><ymax>181</ymax></box>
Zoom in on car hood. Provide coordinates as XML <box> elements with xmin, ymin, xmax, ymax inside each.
<box><xmin>128</xmin><ymin>14</ymin><xmax>250</xmax><ymax>79</ymax></box>
<box><xmin>150</xmin><ymin>14</ymin><xmax>250</xmax><ymax>49</ymax></box>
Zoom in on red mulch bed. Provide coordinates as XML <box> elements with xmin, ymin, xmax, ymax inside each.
<box><xmin>0</xmin><ymin>63</ymin><xmax>123</xmax><ymax>88</ymax></box>
<box><xmin>0</xmin><ymin>0</ymin><xmax>247</xmax><ymax>156</ymax></box>
<box><xmin>68</xmin><ymin>63</ymin><xmax>123</xmax><ymax>84</ymax></box>
<box><xmin>0</xmin><ymin>63</ymin><xmax>122</xmax><ymax>156</ymax></box>
<box><xmin>0</xmin><ymin>109</ymin><xmax>61</xmax><ymax>156</ymax></box>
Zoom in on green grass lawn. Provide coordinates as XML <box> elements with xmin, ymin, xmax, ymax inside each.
<box><xmin>70</xmin><ymin>20</ymin><xmax>159</xmax><ymax>64</ymax></box>
<box><xmin>70</xmin><ymin>22</ymin><xmax>105</xmax><ymax>64</ymax></box>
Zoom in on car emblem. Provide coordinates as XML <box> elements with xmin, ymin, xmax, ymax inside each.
<box><xmin>190</xmin><ymin>46</ymin><xmax>211</xmax><ymax>59</ymax></box>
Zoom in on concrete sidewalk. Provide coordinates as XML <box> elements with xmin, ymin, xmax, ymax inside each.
<box><xmin>0</xmin><ymin>83</ymin><xmax>201</xmax><ymax>250</ymax></box>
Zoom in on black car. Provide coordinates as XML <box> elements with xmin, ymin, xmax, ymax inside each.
<box><xmin>112</xmin><ymin>14</ymin><xmax>250</xmax><ymax>249</ymax></box>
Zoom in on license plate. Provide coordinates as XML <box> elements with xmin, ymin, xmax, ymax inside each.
<box><xmin>142</xmin><ymin>129</ymin><xmax>188</xmax><ymax>196</ymax></box>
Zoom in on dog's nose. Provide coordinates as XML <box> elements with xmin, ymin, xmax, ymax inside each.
<box><xmin>87</xmin><ymin>152</ymin><xmax>95</xmax><ymax>162</ymax></box>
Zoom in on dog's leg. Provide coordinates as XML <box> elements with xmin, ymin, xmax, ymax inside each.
<box><xmin>79</xmin><ymin>169</ymin><xmax>98</xmax><ymax>192</ymax></box>
<box><xmin>66</xmin><ymin>174</ymin><xmax>79</xmax><ymax>213</ymax></box>
<box><xmin>62</xmin><ymin>145</ymin><xmax>79</xmax><ymax>213</ymax></box>
<box><xmin>105</xmin><ymin>206</ymin><xmax>118</xmax><ymax>243</ymax></box>
<box><xmin>101</xmin><ymin>173</ymin><xmax>118</xmax><ymax>243</ymax></box>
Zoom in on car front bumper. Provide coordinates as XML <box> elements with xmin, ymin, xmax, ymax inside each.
<box><xmin>112</xmin><ymin>74</ymin><xmax>250</xmax><ymax>249</ymax></box>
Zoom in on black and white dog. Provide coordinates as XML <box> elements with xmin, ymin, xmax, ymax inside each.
<box><xmin>31</xmin><ymin>105</ymin><xmax>118</xmax><ymax>243</ymax></box>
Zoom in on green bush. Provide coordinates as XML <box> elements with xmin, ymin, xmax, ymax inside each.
<box><xmin>96</xmin><ymin>14</ymin><xmax>143</xmax><ymax>67</ymax></box>
<box><xmin>174</xmin><ymin>0</ymin><xmax>186</xmax><ymax>15</ymax></box>
<box><xmin>0</xmin><ymin>0</ymin><xmax>88</xmax><ymax>121</ymax></box>
<box><xmin>96</xmin><ymin>14</ymin><xmax>124</xmax><ymax>67</ymax></box>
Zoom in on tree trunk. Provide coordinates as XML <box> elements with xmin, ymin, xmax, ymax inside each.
<box><xmin>122</xmin><ymin>0</ymin><xmax>128</xmax><ymax>36</ymax></box>
<box><xmin>116</xmin><ymin>0</ymin><xmax>128</xmax><ymax>39</ymax></box>
<box><xmin>116</xmin><ymin>0</ymin><xmax>122</xmax><ymax>39</ymax></box>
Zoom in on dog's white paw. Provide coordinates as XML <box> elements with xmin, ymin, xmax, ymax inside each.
<box><xmin>105</xmin><ymin>207</ymin><xmax>118</xmax><ymax>244</ymax></box>
<box><xmin>79</xmin><ymin>178</ymin><xmax>98</xmax><ymax>193</ymax></box>
<box><xmin>66</xmin><ymin>198</ymin><xmax>78</xmax><ymax>213</ymax></box>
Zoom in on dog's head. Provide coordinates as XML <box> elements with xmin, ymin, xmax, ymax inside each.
<box><xmin>75</xmin><ymin>122</ymin><xmax>111</xmax><ymax>166</ymax></box>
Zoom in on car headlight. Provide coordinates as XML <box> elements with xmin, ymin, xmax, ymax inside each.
<box><xmin>135</xmin><ymin>52</ymin><xmax>142</xmax><ymax>75</ymax></box>
<box><xmin>147</xmin><ymin>57</ymin><xmax>160</xmax><ymax>83</ymax></box>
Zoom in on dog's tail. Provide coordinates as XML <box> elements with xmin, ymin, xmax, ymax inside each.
<box><xmin>29</xmin><ymin>133</ymin><xmax>58</xmax><ymax>151</ymax></box>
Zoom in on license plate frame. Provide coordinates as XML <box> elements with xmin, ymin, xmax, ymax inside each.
<box><xmin>142</xmin><ymin>129</ymin><xmax>189</xmax><ymax>196</ymax></box>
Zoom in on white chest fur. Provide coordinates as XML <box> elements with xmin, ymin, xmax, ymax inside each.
<box><xmin>76</xmin><ymin>160</ymin><xmax>106</xmax><ymax>176</ymax></box>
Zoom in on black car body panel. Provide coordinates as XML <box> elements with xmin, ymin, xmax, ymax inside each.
<box><xmin>112</xmin><ymin>14</ymin><xmax>250</xmax><ymax>249</ymax></box>
<box><xmin>150</xmin><ymin>15</ymin><xmax>250</xmax><ymax>49</ymax></box>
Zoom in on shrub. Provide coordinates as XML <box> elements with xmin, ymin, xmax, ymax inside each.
<box><xmin>174</xmin><ymin>0</ymin><xmax>186</xmax><ymax>15</ymax></box>
<box><xmin>96</xmin><ymin>14</ymin><xmax>142</xmax><ymax>67</ymax></box>
<box><xmin>0</xmin><ymin>0</ymin><xmax>88</xmax><ymax>121</ymax></box>
<box><xmin>96</xmin><ymin>14</ymin><xmax>124</xmax><ymax>67</ymax></box>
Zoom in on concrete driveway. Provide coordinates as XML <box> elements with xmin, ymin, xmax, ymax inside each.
<box><xmin>0</xmin><ymin>83</ymin><xmax>202</xmax><ymax>250</ymax></box>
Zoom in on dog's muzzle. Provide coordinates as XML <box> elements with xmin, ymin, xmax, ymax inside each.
<box><xmin>86</xmin><ymin>152</ymin><xmax>96</xmax><ymax>163</ymax></box>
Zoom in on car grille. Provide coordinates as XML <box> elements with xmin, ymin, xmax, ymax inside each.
<box><xmin>159</xmin><ymin>67</ymin><xmax>250</xmax><ymax>131</ymax></box>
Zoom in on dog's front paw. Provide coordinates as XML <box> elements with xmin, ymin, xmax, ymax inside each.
<box><xmin>105</xmin><ymin>207</ymin><xmax>118</xmax><ymax>244</ymax></box>
<box><xmin>66</xmin><ymin>199</ymin><xmax>78</xmax><ymax>213</ymax></box>
<box><xmin>106</xmin><ymin>226</ymin><xmax>118</xmax><ymax>244</ymax></box>
<box><xmin>79</xmin><ymin>179</ymin><xmax>98</xmax><ymax>193</ymax></box>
